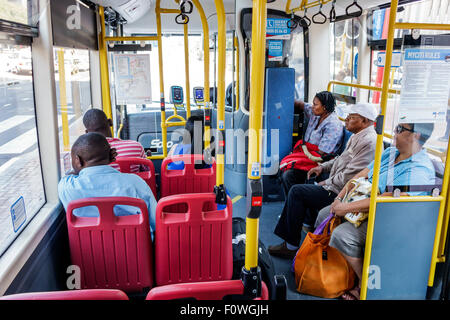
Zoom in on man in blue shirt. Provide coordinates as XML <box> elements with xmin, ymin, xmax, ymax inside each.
<box><xmin>315</xmin><ymin>122</ymin><xmax>436</xmax><ymax>300</ymax></box>
<box><xmin>58</xmin><ymin>132</ymin><xmax>157</xmax><ymax>233</ymax></box>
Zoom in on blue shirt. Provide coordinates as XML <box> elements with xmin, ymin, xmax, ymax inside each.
<box><xmin>367</xmin><ymin>147</ymin><xmax>435</xmax><ymax>196</ymax></box>
<box><xmin>304</xmin><ymin>103</ymin><xmax>344</xmax><ymax>154</ymax></box>
<box><xmin>167</xmin><ymin>144</ymin><xmax>191</xmax><ymax>170</ymax></box>
<box><xmin>58</xmin><ymin>165</ymin><xmax>157</xmax><ymax>232</ymax></box>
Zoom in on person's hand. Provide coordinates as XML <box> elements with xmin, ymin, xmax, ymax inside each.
<box><xmin>331</xmin><ymin>202</ymin><xmax>349</xmax><ymax>217</ymax></box>
<box><xmin>109</xmin><ymin>148</ymin><xmax>118</xmax><ymax>163</ymax></box>
<box><xmin>307</xmin><ymin>166</ymin><xmax>323</xmax><ymax>180</ymax></box>
<box><xmin>330</xmin><ymin>198</ymin><xmax>342</xmax><ymax>213</ymax></box>
<box><xmin>317</xmin><ymin>180</ymin><xmax>326</xmax><ymax>186</ymax></box>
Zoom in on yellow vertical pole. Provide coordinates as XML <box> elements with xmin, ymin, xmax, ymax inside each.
<box><xmin>234</xmin><ymin>36</ymin><xmax>240</xmax><ymax>111</ymax></box>
<box><xmin>360</xmin><ymin>0</ymin><xmax>399</xmax><ymax>300</ymax></box>
<box><xmin>98</xmin><ymin>6</ymin><xmax>113</xmax><ymax>137</ymax></box>
<box><xmin>214</xmin><ymin>0</ymin><xmax>226</xmax><ymax>186</ymax></box>
<box><xmin>184</xmin><ymin>23</ymin><xmax>191</xmax><ymax>119</ymax></box>
<box><xmin>57</xmin><ymin>49</ymin><xmax>70</xmax><ymax>151</ymax></box>
<box><xmin>156</xmin><ymin>1</ymin><xmax>168</xmax><ymax>157</ymax></box>
<box><xmin>245</xmin><ymin>0</ymin><xmax>267</xmax><ymax>271</ymax></box>
<box><xmin>191</xmin><ymin>0</ymin><xmax>211</xmax><ymax>149</ymax></box>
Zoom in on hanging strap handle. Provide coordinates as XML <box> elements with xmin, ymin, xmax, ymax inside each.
<box><xmin>329</xmin><ymin>0</ymin><xmax>337</xmax><ymax>22</ymax></box>
<box><xmin>301</xmin><ymin>8</ymin><xmax>311</xmax><ymax>28</ymax></box>
<box><xmin>346</xmin><ymin>0</ymin><xmax>363</xmax><ymax>18</ymax></box>
<box><xmin>287</xmin><ymin>13</ymin><xmax>298</xmax><ymax>30</ymax></box>
<box><xmin>180</xmin><ymin>0</ymin><xmax>193</xmax><ymax>14</ymax></box>
<box><xmin>312</xmin><ymin>3</ymin><xmax>327</xmax><ymax>24</ymax></box>
<box><xmin>175</xmin><ymin>13</ymin><xmax>189</xmax><ymax>24</ymax></box>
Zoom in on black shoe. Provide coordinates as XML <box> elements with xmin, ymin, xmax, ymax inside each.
<box><xmin>268</xmin><ymin>241</ymin><xmax>298</xmax><ymax>259</ymax></box>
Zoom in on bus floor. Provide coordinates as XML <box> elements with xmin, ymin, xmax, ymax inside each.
<box><xmin>229</xmin><ymin>190</ymin><xmax>446</xmax><ymax>301</ymax></box>
<box><xmin>229</xmin><ymin>190</ymin><xmax>331</xmax><ymax>300</ymax></box>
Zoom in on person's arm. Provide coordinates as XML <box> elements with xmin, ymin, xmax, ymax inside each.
<box><xmin>167</xmin><ymin>143</ymin><xmax>178</xmax><ymax>157</ymax></box>
<box><xmin>330</xmin><ymin>167</ymin><xmax>370</xmax><ymax>213</ymax></box>
<box><xmin>321</xmin><ymin>138</ymin><xmax>375</xmax><ymax>189</ymax></box>
<box><xmin>317</xmin><ymin>121</ymin><xmax>344</xmax><ymax>156</ymax></box>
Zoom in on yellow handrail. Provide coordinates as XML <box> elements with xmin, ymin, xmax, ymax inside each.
<box><xmin>184</xmin><ymin>23</ymin><xmax>191</xmax><ymax>120</ymax></box>
<box><xmin>235</xmin><ymin>36</ymin><xmax>240</xmax><ymax>111</ymax></box>
<box><xmin>244</xmin><ymin>0</ymin><xmax>267</xmax><ymax>272</ymax></box>
<box><xmin>98</xmin><ymin>6</ymin><xmax>114</xmax><ymax>137</ymax></box>
<box><xmin>151</xmin><ymin>0</ymin><xmax>210</xmax><ymax>160</ymax></box>
<box><xmin>57</xmin><ymin>49</ymin><xmax>70</xmax><ymax>151</ymax></box>
<box><xmin>214</xmin><ymin>0</ymin><xmax>226</xmax><ymax>187</ymax></box>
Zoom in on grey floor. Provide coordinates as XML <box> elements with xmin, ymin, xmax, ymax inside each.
<box><xmin>230</xmin><ymin>192</ymin><xmax>332</xmax><ymax>300</ymax></box>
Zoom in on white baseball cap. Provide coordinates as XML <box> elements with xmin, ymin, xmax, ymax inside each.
<box><xmin>346</xmin><ymin>103</ymin><xmax>379</xmax><ymax>121</ymax></box>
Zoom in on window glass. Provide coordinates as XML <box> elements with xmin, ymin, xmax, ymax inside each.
<box><xmin>54</xmin><ymin>47</ymin><xmax>92</xmax><ymax>177</ymax></box>
<box><xmin>0</xmin><ymin>43</ymin><xmax>45</xmax><ymax>256</ymax></box>
<box><xmin>0</xmin><ymin>0</ymin><xmax>39</xmax><ymax>26</ymax></box>
<box><xmin>330</xmin><ymin>18</ymin><xmax>360</xmax><ymax>99</ymax></box>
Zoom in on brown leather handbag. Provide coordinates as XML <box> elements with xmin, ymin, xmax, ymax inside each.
<box><xmin>293</xmin><ymin>215</ymin><xmax>356</xmax><ymax>298</ymax></box>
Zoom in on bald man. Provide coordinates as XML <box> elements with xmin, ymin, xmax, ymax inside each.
<box><xmin>83</xmin><ymin>109</ymin><xmax>148</xmax><ymax>172</ymax></box>
<box><xmin>58</xmin><ymin>132</ymin><xmax>157</xmax><ymax>233</ymax></box>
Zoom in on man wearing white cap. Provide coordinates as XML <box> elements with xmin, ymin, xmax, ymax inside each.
<box><xmin>269</xmin><ymin>103</ymin><xmax>379</xmax><ymax>259</ymax></box>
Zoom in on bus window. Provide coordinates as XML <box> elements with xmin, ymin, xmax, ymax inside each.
<box><xmin>53</xmin><ymin>48</ymin><xmax>92</xmax><ymax>176</ymax></box>
<box><xmin>0</xmin><ymin>44</ymin><xmax>45</xmax><ymax>256</ymax></box>
<box><xmin>330</xmin><ymin>18</ymin><xmax>360</xmax><ymax>99</ymax></box>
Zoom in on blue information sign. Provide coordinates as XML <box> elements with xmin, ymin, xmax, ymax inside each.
<box><xmin>266</xmin><ymin>18</ymin><xmax>290</xmax><ymax>40</ymax></box>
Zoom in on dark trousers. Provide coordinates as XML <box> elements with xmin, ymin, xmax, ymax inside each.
<box><xmin>281</xmin><ymin>169</ymin><xmax>307</xmax><ymax>197</ymax></box>
<box><xmin>274</xmin><ymin>184</ymin><xmax>337</xmax><ymax>247</ymax></box>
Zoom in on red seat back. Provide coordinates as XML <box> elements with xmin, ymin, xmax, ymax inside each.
<box><xmin>155</xmin><ymin>193</ymin><xmax>232</xmax><ymax>286</ymax></box>
<box><xmin>66</xmin><ymin>197</ymin><xmax>153</xmax><ymax>292</ymax></box>
<box><xmin>111</xmin><ymin>157</ymin><xmax>157</xmax><ymax>198</ymax></box>
<box><xmin>160</xmin><ymin>154</ymin><xmax>216</xmax><ymax>198</ymax></box>
<box><xmin>146</xmin><ymin>280</ymin><xmax>269</xmax><ymax>300</ymax></box>
<box><xmin>0</xmin><ymin>289</ymin><xmax>129</xmax><ymax>300</ymax></box>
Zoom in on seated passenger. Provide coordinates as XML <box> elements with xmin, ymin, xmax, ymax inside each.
<box><xmin>167</xmin><ymin>115</ymin><xmax>210</xmax><ymax>169</ymax></box>
<box><xmin>168</xmin><ymin>114</ymin><xmax>205</xmax><ymax>157</ymax></box>
<box><xmin>314</xmin><ymin>122</ymin><xmax>436</xmax><ymax>300</ymax></box>
<box><xmin>58</xmin><ymin>133</ymin><xmax>157</xmax><ymax>233</ymax></box>
<box><xmin>268</xmin><ymin>103</ymin><xmax>378</xmax><ymax>259</ymax></box>
<box><xmin>83</xmin><ymin>109</ymin><xmax>147</xmax><ymax>172</ymax></box>
<box><xmin>281</xmin><ymin>91</ymin><xmax>344</xmax><ymax>196</ymax></box>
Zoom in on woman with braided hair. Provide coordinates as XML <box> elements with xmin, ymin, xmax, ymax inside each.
<box><xmin>280</xmin><ymin>91</ymin><xmax>344</xmax><ymax>196</ymax></box>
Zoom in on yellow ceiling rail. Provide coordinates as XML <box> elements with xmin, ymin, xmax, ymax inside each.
<box><xmin>98</xmin><ymin>6</ymin><xmax>113</xmax><ymax>137</ymax></box>
<box><xmin>105</xmin><ymin>36</ymin><xmax>158</xmax><ymax>41</ymax></box>
<box><xmin>286</xmin><ymin>0</ymin><xmax>332</xmax><ymax>15</ymax></box>
<box><xmin>395</xmin><ymin>22</ymin><xmax>450</xmax><ymax>31</ymax></box>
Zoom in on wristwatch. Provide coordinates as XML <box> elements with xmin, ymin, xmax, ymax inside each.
<box><xmin>335</xmin><ymin>197</ymin><xmax>343</xmax><ymax>202</ymax></box>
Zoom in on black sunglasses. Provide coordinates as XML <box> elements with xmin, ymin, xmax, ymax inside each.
<box><xmin>395</xmin><ymin>124</ymin><xmax>414</xmax><ymax>134</ymax></box>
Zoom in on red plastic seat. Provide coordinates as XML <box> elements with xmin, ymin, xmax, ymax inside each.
<box><xmin>111</xmin><ymin>157</ymin><xmax>157</xmax><ymax>198</ymax></box>
<box><xmin>146</xmin><ymin>280</ymin><xmax>269</xmax><ymax>300</ymax></box>
<box><xmin>0</xmin><ymin>289</ymin><xmax>129</xmax><ymax>300</ymax></box>
<box><xmin>66</xmin><ymin>197</ymin><xmax>153</xmax><ymax>293</ymax></box>
<box><xmin>155</xmin><ymin>193</ymin><xmax>232</xmax><ymax>286</ymax></box>
<box><xmin>160</xmin><ymin>154</ymin><xmax>216</xmax><ymax>198</ymax></box>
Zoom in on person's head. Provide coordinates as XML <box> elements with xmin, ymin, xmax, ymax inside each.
<box><xmin>336</xmin><ymin>70</ymin><xmax>346</xmax><ymax>81</ymax></box>
<box><xmin>312</xmin><ymin>91</ymin><xmax>336</xmax><ymax>116</ymax></box>
<box><xmin>394</xmin><ymin>122</ymin><xmax>434</xmax><ymax>153</ymax></box>
<box><xmin>344</xmin><ymin>103</ymin><xmax>378</xmax><ymax>134</ymax></box>
<box><xmin>183</xmin><ymin>115</ymin><xmax>205</xmax><ymax>154</ymax></box>
<box><xmin>83</xmin><ymin>109</ymin><xmax>113</xmax><ymax>137</ymax></box>
<box><xmin>71</xmin><ymin>132</ymin><xmax>113</xmax><ymax>174</ymax></box>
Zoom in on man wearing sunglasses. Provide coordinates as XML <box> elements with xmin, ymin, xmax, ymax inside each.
<box><xmin>314</xmin><ymin>122</ymin><xmax>436</xmax><ymax>300</ymax></box>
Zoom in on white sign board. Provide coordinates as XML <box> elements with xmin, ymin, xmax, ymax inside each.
<box><xmin>113</xmin><ymin>54</ymin><xmax>152</xmax><ymax>105</ymax></box>
<box><xmin>398</xmin><ymin>48</ymin><xmax>450</xmax><ymax>123</ymax></box>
